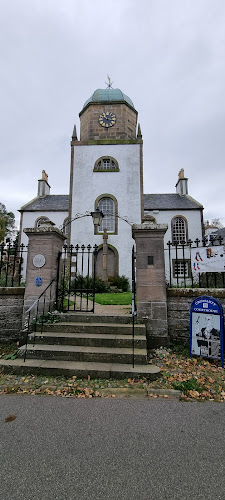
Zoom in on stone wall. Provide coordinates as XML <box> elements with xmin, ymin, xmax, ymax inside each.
<box><xmin>0</xmin><ymin>288</ymin><xmax>25</xmax><ymax>343</ymax></box>
<box><xmin>167</xmin><ymin>288</ymin><xmax>225</xmax><ymax>342</ymax></box>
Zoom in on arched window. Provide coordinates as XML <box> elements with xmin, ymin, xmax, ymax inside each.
<box><xmin>63</xmin><ymin>217</ymin><xmax>69</xmax><ymax>236</ymax></box>
<box><xmin>98</xmin><ymin>198</ymin><xmax>115</xmax><ymax>232</ymax></box>
<box><xmin>63</xmin><ymin>217</ymin><xmax>69</xmax><ymax>244</ymax></box>
<box><xmin>172</xmin><ymin>216</ymin><xmax>187</xmax><ymax>244</ymax></box>
<box><xmin>94</xmin><ymin>156</ymin><xmax>119</xmax><ymax>172</ymax></box>
<box><xmin>35</xmin><ymin>216</ymin><xmax>50</xmax><ymax>228</ymax></box>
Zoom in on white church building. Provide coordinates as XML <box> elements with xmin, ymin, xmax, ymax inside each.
<box><xmin>19</xmin><ymin>86</ymin><xmax>204</xmax><ymax>282</ymax></box>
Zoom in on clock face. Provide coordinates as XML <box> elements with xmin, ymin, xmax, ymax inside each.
<box><xmin>99</xmin><ymin>111</ymin><xmax>116</xmax><ymax>128</ymax></box>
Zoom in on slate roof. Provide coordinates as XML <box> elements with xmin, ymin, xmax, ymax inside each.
<box><xmin>20</xmin><ymin>195</ymin><xmax>69</xmax><ymax>212</ymax></box>
<box><xmin>20</xmin><ymin>193</ymin><xmax>203</xmax><ymax>213</ymax></box>
<box><xmin>144</xmin><ymin>194</ymin><xmax>203</xmax><ymax>211</ymax></box>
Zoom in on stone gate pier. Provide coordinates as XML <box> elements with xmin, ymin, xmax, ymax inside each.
<box><xmin>132</xmin><ymin>222</ymin><xmax>169</xmax><ymax>347</ymax></box>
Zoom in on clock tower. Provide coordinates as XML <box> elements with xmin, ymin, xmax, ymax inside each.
<box><xmin>69</xmin><ymin>85</ymin><xmax>143</xmax><ymax>281</ymax></box>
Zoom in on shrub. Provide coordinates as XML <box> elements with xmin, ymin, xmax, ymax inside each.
<box><xmin>64</xmin><ymin>273</ymin><xmax>130</xmax><ymax>293</ymax></box>
<box><xmin>70</xmin><ymin>274</ymin><xmax>110</xmax><ymax>293</ymax></box>
<box><xmin>109</xmin><ymin>275</ymin><xmax>130</xmax><ymax>292</ymax></box>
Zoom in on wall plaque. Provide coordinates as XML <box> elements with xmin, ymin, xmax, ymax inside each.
<box><xmin>35</xmin><ymin>276</ymin><xmax>43</xmax><ymax>287</ymax></box>
<box><xmin>33</xmin><ymin>254</ymin><xmax>46</xmax><ymax>268</ymax></box>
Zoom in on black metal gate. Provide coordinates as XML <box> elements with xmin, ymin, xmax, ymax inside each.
<box><xmin>56</xmin><ymin>244</ymin><xmax>98</xmax><ymax>313</ymax></box>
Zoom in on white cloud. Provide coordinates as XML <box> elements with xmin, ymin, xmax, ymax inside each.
<box><xmin>0</xmin><ymin>0</ymin><xmax>225</xmax><ymax>228</ymax></box>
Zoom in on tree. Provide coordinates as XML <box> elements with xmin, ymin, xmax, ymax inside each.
<box><xmin>211</xmin><ymin>218</ymin><xmax>223</xmax><ymax>229</ymax></box>
<box><xmin>0</xmin><ymin>203</ymin><xmax>15</xmax><ymax>243</ymax></box>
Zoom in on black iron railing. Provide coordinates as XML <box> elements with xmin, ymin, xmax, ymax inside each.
<box><xmin>132</xmin><ymin>245</ymin><xmax>137</xmax><ymax>368</ymax></box>
<box><xmin>56</xmin><ymin>244</ymin><xmax>98</xmax><ymax>313</ymax></box>
<box><xmin>0</xmin><ymin>242</ymin><xmax>27</xmax><ymax>287</ymax></box>
<box><xmin>23</xmin><ymin>278</ymin><xmax>56</xmax><ymax>362</ymax></box>
<box><xmin>166</xmin><ymin>235</ymin><xmax>225</xmax><ymax>288</ymax></box>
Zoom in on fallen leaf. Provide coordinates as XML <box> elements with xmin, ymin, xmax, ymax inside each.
<box><xmin>5</xmin><ymin>415</ymin><xmax>17</xmax><ymax>423</ymax></box>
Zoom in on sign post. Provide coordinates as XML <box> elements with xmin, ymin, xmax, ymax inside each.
<box><xmin>190</xmin><ymin>295</ymin><xmax>224</xmax><ymax>367</ymax></box>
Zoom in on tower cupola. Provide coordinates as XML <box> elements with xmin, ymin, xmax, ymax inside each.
<box><xmin>78</xmin><ymin>86</ymin><xmax>138</xmax><ymax>142</ymax></box>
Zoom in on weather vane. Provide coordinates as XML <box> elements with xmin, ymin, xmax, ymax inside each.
<box><xmin>106</xmin><ymin>75</ymin><xmax>113</xmax><ymax>89</ymax></box>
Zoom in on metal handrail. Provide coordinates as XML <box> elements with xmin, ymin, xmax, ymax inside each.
<box><xmin>23</xmin><ymin>278</ymin><xmax>56</xmax><ymax>362</ymax></box>
<box><xmin>132</xmin><ymin>246</ymin><xmax>137</xmax><ymax>368</ymax></box>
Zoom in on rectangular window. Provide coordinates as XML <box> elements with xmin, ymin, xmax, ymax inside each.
<box><xmin>172</xmin><ymin>259</ymin><xmax>191</xmax><ymax>278</ymax></box>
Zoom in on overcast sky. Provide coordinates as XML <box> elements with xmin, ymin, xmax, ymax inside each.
<box><xmin>1</xmin><ymin>0</ymin><xmax>225</xmax><ymax>228</ymax></box>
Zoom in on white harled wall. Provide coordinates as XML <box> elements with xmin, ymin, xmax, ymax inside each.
<box><xmin>70</xmin><ymin>144</ymin><xmax>142</xmax><ymax>280</ymax></box>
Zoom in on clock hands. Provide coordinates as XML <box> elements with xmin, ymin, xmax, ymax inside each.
<box><xmin>99</xmin><ymin>112</ymin><xmax>116</xmax><ymax>127</ymax></box>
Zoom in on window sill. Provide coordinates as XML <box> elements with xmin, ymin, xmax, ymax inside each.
<box><xmin>93</xmin><ymin>169</ymin><xmax>120</xmax><ymax>172</ymax></box>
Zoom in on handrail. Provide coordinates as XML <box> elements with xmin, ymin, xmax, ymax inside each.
<box><xmin>25</xmin><ymin>279</ymin><xmax>55</xmax><ymax>314</ymax></box>
<box><xmin>23</xmin><ymin>278</ymin><xmax>56</xmax><ymax>362</ymax></box>
<box><xmin>132</xmin><ymin>246</ymin><xmax>137</xmax><ymax>368</ymax></box>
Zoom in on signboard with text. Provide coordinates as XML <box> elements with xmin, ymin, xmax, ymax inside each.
<box><xmin>190</xmin><ymin>296</ymin><xmax>224</xmax><ymax>367</ymax></box>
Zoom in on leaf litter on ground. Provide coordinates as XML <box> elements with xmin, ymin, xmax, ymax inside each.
<box><xmin>1</xmin><ymin>343</ymin><xmax>225</xmax><ymax>401</ymax></box>
<box><xmin>148</xmin><ymin>346</ymin><xmax>225</xmax><ymax>401</ymax></box>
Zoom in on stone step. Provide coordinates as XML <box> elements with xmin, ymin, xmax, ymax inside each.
<box><xmin>59</xmin><ymin>313</ymin><xmax>134</xmax><ymax>324</ymax></box>
<box><xmin>0</xmin><ymin>358</ymin><xmax>161</xmax><ymax>380</ymax></box>
<box><xmin>30</xmin><ymin>332</ymin><xmax>147</xmax><ymax>349</ymax></box>
<box><xmin>36</xmin><ymin>322</ymin><xmax>145</xmax><ymax>336</ymax></box>
<box><xmin>18</xmin><ymin>344</ymin><xmax>147</xmax><ymax>365</ymax></box>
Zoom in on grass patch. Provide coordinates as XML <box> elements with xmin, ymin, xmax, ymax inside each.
<box><xmin>172</xmin><ymin>378</ymin><xmax>203</xmax><ymax>395</ymax></box>
<box><xmin>94</xmin><ymin>292</ymin><xmax>132</xmax><ymax>305</ymax></box>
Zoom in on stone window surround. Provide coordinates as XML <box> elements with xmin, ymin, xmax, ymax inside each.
<box><xmin>93</xmin><ymin>156</ymin><xmax>120</xmax><ymax>172</ymax></box>
<box><xmin>94</xmin><ymin>193</ymin><xmax>118</xmax><ymax>235</ymax></box>
<box><xmin>171</xmin><ymin>215</ymin><xmax>188</xmax><ymax>244</ymax></box>
<box><xmin>172</xmin><ymin>259</ymin><xmax>191</xmax><ymax>278</ymax></box>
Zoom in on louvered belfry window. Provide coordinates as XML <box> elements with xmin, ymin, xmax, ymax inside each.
<box><xmin>172</xmin><ymin>217</ymin><xmax>187</xmax><ymax>244</ymax></box>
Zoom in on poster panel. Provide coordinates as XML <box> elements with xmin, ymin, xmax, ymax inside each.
<box><xmin>190</xmin><ymin>296</ymin><xmax>224</xmax><ymax>367</ymax></box>
<box><xmin>191</xmin><ymin>246</ymin><xmax>225</xmax><ymax>274</ymax></box>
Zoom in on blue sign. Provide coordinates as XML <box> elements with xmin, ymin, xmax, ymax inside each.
<box><xmin>190</xmin><ymin>295</ymin><xmax>224</xmax><ymax>367</ymax></box>
<box><xmin>35</xmin><ymin>276</ymin><xmax>43</xmax><ymax>287</ymax></box>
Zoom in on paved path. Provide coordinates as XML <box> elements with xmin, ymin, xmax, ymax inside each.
<box><xmin>68</xmin><ymin>298</ymin><xmax>131</xmax><ymax>316</ymax></box>
<box><xmin>1</xmin><ymin>396</ymin><xmax>225</xmax><ymax>500</ymax></box>
<box><xmin>93</xmin><ymin>303</ymin><xmax>131</xmax><ymax>315</ymax></box>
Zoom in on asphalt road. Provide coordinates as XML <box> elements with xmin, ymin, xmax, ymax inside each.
<box><xmin>1</xmin><ymin>396</ymin><xmax>225</xmax><ymax>500</ymax></box>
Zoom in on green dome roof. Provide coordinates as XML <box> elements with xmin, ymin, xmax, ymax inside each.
<box><xmin>82</xmin><ymin>88</ymin><xmax>135</xmax><ymax>110</ymax></box>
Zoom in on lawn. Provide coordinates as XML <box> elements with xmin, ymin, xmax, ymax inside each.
<box><xmin>61</xmin><ymin>292</ymin><xmax>132</xmax><ymax>307</ymax></box>
<box><xmin>94</xmin><ymin>292</ymin><xmax>132</xmax><ymax>305</ymax></box>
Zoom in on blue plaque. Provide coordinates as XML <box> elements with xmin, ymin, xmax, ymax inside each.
<box><xmin>35</xmin><ymin>276</ymin><xmax>43</xmax><ymax>287</ymax></box>
<box><xmin>190</xmin><ymin>295</ymin><xmax>224</xmax><ymax>367</ymax></box>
